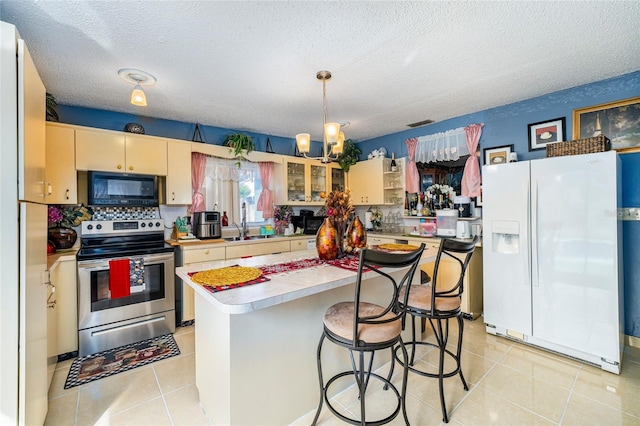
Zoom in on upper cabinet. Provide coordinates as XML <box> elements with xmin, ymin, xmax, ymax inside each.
<box><xmin>279</xmin><ymin>159</ymin><xmax>344</xmax><ymax>205</ymax></box>
<box><xmin>75</xmin><ymin>128</ymin><xmax>168</xmax><ymax>176</ymax></box>
<box><xmin>18</xmin><ymin>39</ymin><xmax>46</xmax><ymax>203</ymax></box>
<box><xmin>348</xmin><ymin>157</ymin><xmax>405</xmax><ymax>206</ymax></box>
<box><xmin>166</xmin><ymin>141</ymin><xmax>192</xmax><ymax>205</ymax></box>
<box><xmin>45</xmin><ymin>124</ymin><xmax>77</xmax><ymax>204</ymax></box>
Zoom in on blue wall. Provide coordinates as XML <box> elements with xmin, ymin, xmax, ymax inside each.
<box><xmin>57</xmin><ymin>71</ymin><xmax>640</xmax><ymax>338</ymax></box>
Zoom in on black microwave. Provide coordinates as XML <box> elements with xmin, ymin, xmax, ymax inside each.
<box><xmin>88</xmin><ymin>171</ymin><xmax>159</xmax><ymax>207</ymax></box>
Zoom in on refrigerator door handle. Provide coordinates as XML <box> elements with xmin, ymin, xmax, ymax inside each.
<box><xmin>531</xmin><ymin>178</ymin><xmax>539</xmax><ymax>287</ymax></box>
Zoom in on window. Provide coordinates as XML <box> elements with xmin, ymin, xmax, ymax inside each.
<box><xmin>200</xmin><ymin>157</ymin><xmax>267</xmax><ymax>226</ymax></box>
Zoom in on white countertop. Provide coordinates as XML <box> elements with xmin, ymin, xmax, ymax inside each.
<box><xmin>176</xmin><ymin>248</ymin><xmax>435</xmax><ymax>315</ymax></box>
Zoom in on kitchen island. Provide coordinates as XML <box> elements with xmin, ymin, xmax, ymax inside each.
<box><xmin>175</xmin><ymin>248</ymin><xmax>435</xmax><ymax>425</ymax></box>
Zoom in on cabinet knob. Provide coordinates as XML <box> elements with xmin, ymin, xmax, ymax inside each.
<box><xmin>205</xmin><ymin>250</ymin><xmax>209</xmax><ymax>255</ymax></box>
<box><xmin>129</xmin><ymin>166</ymin><xmax>134</xmax><ymax>171</ymax></box>
<box><xmin>117</xmin><ymin>164</ymin><xmax>122</xmax><ymax>169</ymax></box>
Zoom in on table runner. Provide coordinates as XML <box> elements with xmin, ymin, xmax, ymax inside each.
<box><xmin>188</xmin><ymin>254</ymin><xmax>380</xmax><ymax>293</ymax></box>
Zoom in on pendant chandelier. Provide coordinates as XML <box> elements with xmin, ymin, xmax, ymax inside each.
<box><xmin>296</xmin><ymin>70</ymin><xmax>345</xmax><ymax>163</ymax></box>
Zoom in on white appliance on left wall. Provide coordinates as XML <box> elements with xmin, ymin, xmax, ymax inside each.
<box><xmin>0</xmin><ymin>21</ymin><xmax>49</xmax><ymax>425</ymax></box>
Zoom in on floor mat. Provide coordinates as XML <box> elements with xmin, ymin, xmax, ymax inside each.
<box><xmin>64</xmin><ymin>334</ymin><xmax>180</xmax><ymax>389</ymax></box>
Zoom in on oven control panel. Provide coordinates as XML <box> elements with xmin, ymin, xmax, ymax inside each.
<box><xmin>81</xmin><ymin>219</ymin><xmax>166</xmax><ymax>236</ymax></box>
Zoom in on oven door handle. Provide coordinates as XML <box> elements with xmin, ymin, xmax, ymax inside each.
<box><xmin>78</xmin><ymin>253</ymin><xmax>174</xmax><ymax>270</ymax></box>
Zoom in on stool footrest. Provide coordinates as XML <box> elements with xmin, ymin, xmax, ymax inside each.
<box><xmin>393</xmin><ymin>341</ymin><xmax>462</xmax><ymax>379</ymax></box>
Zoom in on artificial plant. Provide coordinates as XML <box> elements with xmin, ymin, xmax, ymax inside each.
<box><xmin>337</xmin><ymin>139</ymin><xmax>361</xmax><ymax>172</ymax></box>
<box><xmin>223</xmin><ymin>132</ymin><xmax>255</xmax><ymax>166</ymax></box>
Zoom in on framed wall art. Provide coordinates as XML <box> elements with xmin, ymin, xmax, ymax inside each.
<box><xmin>483</xmin><ymin>144</ymin><xmax>514</xmax><ymax>166</ymax></box>
<box><xmin>528</xmin><ymin>117</ymin><xmax>566</xmax><ymax>151</ymax></box>
<box><xmin>573</xmin><ymin>96</ymin><xmax>640</xmax><ymax>152</ymax></box>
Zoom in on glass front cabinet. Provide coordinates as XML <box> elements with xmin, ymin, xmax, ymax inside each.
<box><xmin>282</xmin><ymin>159</ymin><xmax>345</xmax><ymax>205</ymax></box>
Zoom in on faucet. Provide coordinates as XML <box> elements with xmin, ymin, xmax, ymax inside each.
<box><xmin>241</xmin><ymin>202</ymin><xmax>248</xmax><ymax>238</ymax></box>
<box><xmin>231</xmin><ymin>222</ymin><xmax>242</xmax><ymax>239</ymax></box>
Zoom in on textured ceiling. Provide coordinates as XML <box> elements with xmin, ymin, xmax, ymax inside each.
<box><xmin>2</xmin><ymin>1</ymin><xmax>639</xmax><ymax>143</ymax></box>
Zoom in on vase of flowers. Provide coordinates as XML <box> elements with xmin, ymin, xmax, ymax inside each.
<box><xmin>47</xmin><ymin>205</ymin><xmax>93</xmax><ymax>249</ymax></box>
<box><xmin>320</xmin><ymin>189</ymin><xmax>354</xmax><ymax>258</ymax></box>
<box><xmin>273</xmin><ymin>205</ymin><xmax>293</xmax><ymax>235</ymax></box>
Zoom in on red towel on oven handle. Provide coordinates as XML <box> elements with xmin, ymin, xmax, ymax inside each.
<box><xmin>109</xmin><ymin>259</ymin><xmax>131</xmax><ymax>299</ymax></box>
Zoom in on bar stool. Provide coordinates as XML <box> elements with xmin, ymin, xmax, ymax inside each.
<box><xmin>395</xmin><ymin>236</ymin><xmax>478</xmax><ymax>423</ymax></box>
<box><xmin>312</xmin><ymin>244</ymin><xmax>425</xmax><ymax>426</ymax></box>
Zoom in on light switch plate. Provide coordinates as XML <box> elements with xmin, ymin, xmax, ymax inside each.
<box><xmin>619</xmin><ymin>207</ymin><xmax>640</xmax><ymax>221</ymax></box>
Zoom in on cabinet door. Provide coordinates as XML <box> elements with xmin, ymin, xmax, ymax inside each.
<box><xmin>225</xmin><ymin>240</ymin><xmax>290</xmax><ymax>259</ymax></box>
<box><xmin>167</xmin><ymin>141</ymin><xmax>192</xmax><ymax>204</ymax></box>
<box><xmin>18</xmin><ymin>40</ymin><xmax>46</xmax><ymax>203</ymax></box>
<box><xmin>50</xmin><ymin>258</ymin><xmax>78</xmax><ymax>355</ymax></box>
<box><xmin>125</xmin><ymin>135</ymin><xmax>168</xmax><ymax>176</ymax></box>
<box><xmin>76</xmin><ymin>128</ymin><xmax>125</xmax><ymax>172</ymax></box>
<box><xmin>330</xmin><ymin>166</ymin><xmax>346</xmax><ymax>192</ymax></box>
<box><xmin>45</xmin><ymin>125</ymin><xmax>77</xmax><ymax>204</ymax></box>
<box><xmin>349</xmin><ymin>159</ymin><xmax>384</xmax><ymax>205</ymax></box>
<box><xmin>285</xmin><ymin>160</ymin><xmax>308</xmax><ymax>204</ymax></box>
<box><xmin>309</xmin><ymin>164</ymin><xmax>328</xmax><ymax>202</ymax></box>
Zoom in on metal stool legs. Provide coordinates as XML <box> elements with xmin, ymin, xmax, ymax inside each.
<box><xmin>395</xmin><ymin>313</ymin><xmax>468</xmax><ymax>423</ymax></box>
<box><xmin>312</xmin><ymin>333</ymin><xmax>411</xmax><ymax>426</ymax></box>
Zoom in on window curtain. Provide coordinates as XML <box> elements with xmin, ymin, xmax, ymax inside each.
<box><xmin>190</xmin><ymin>152</ymin><xmax>208</xmax><ymax>213</ymax></box>
<box><xmin>405</xmin><ymin>138</ymin><xmax>420</xmax><ymax>193</ymax></box>
<box><xmin>461</xmin><ymin>123</ymin><xmax>483</xmax><ymax>197</ymax></box>
<box><xmin>414</xmin><ymin>127</ymin><xmax>469</xmax><ymax>163</ymax></box>
<box><xmin>256</xmin><ymin>162</ymin><xmax>274</xmax><ymax>219</ymax></box>
<box><xmin>203</xmin><ymin>157</ymin><xmax>259</xmax><ymax>222</ymax></box>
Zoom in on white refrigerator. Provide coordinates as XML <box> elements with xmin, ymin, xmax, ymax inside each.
<box><xmin>1</xmin><ymin>21</ymin><xmax>48</xmax><ymax>424</ymax></box>
<box><xmin>482</xmin><ymin>151</ymin><xmax>624</xmax><ymax>373</ymax></box>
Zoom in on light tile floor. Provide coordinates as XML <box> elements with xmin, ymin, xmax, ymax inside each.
<box><xmin>45</xmin><ymin>319</ymin><xmax>640</xmax><ymax>425</ymax></box>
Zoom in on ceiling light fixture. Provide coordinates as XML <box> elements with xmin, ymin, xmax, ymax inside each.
<box><xmin>118</xmin><ymin>68</ymin><xmax>157</xmax><ymax>107</ymax></box>
<box><xmin>296</xmin><ymin>70</ymin><xmax>345</xmax><ymax>163</ymax></box>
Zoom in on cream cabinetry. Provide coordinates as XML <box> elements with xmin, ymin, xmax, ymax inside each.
<box><xmin>46</xmin><ymin>276</ymin><xmax>57</xmax><ymax>389</ymax></box>
<box><xmin>49</xmin><ymin>256</ymin><xmax>78</xmax><ymax>355</ymax></box>
<box><xmin>420</xmin><ymin>245</ymin><xmax>483</xmax><ymax>319</ymax></box>
<box><xmin>280</xmin><ymin>159</ymin><xmax>345</xmax><ymax>205</ymax></box>
<box><xmin>179</xmin><ymin>245</ymin><xmax>226</xmax><ymax>323</ymax></box>
<box><xmin>75</xmin><ymin>128</ymin><xmax>168</xmax><ymax>175</ymax></box>
<box><xmin>166</xmin><ymin>141</ymin><xmax>192</xmax><ymax>205</ymax></box>
<box><xmin>290</xmin><ymin>238</ymin><xmax>315</xmax><ymax>251</ymax></box>
<box><xmin>225</xmin><ymin>240</ymin><xmax>290</xmax><ymax>260</ymax></box>
<box><xmin>349</xmin><ymin>157</ymin><xmax>405</xmax><ymax>206</ymax></box>
<box><xmin>45</xmin><ymin>123</ymin><xmax>77</xmax><ymax>204</ymax></box>
<box><xmin>366</xmin><ymin>235</ymin><xmax>397</xmax><ymax>246</ymax></box>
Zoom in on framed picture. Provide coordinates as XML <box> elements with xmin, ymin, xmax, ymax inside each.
<box><xmin>528</xmin><ymin>117</ymin><xmax>566</xmax><ymax>151</ymax></box>
<box><xmin>483</xmin><ymin>144</ymin><xmax>514</xmax><ymax>166</ymax></box>
<box><xmin>573</xmin><ymin>96</ymin><xmax>640</xmax><ymax>152</ymax></box>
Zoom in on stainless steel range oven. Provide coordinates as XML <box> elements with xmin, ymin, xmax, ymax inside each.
<box><xmin>76</xmin><ymin>219</ymin><xmax>175</xmax><ymax>356</ymax></box>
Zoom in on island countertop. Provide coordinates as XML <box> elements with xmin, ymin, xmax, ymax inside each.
<box><xmin>176</xmin><ymin>248</ymin><xmax>436</xmax><ymax>315</ymax></box>
<box><xmin>179</xmin><ymin>247</ymin><xmax>437</xmax><ymax>425</ymax></box>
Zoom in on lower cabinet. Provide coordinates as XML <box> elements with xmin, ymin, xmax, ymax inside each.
<box><xmin>420</xmin><ymin>246</ymin><xmax>483</xmax><ymax>319</ymax></box>
<box><xmin>225</xmin><ymin>240</ymin><xmax>290</xmax><ymax>260</ymax></box>
<box><xmin>49</xmin><ymin>257</ymin><xmax>78</xmax><ymax>355</ymax></box>
<box><xmin>179</xmin><ymin>246</ymin><xmax>226</xmax><ymax>324</ymax></box>
<box><xmin>176</xmin><ymin>240</ymin><xmax>296</xmax><ymax>325</ymax></box>
<box><xmin>367</xmin><ymin>236</ymin><xmax>396</xmax><ymax>247</ymax></box>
